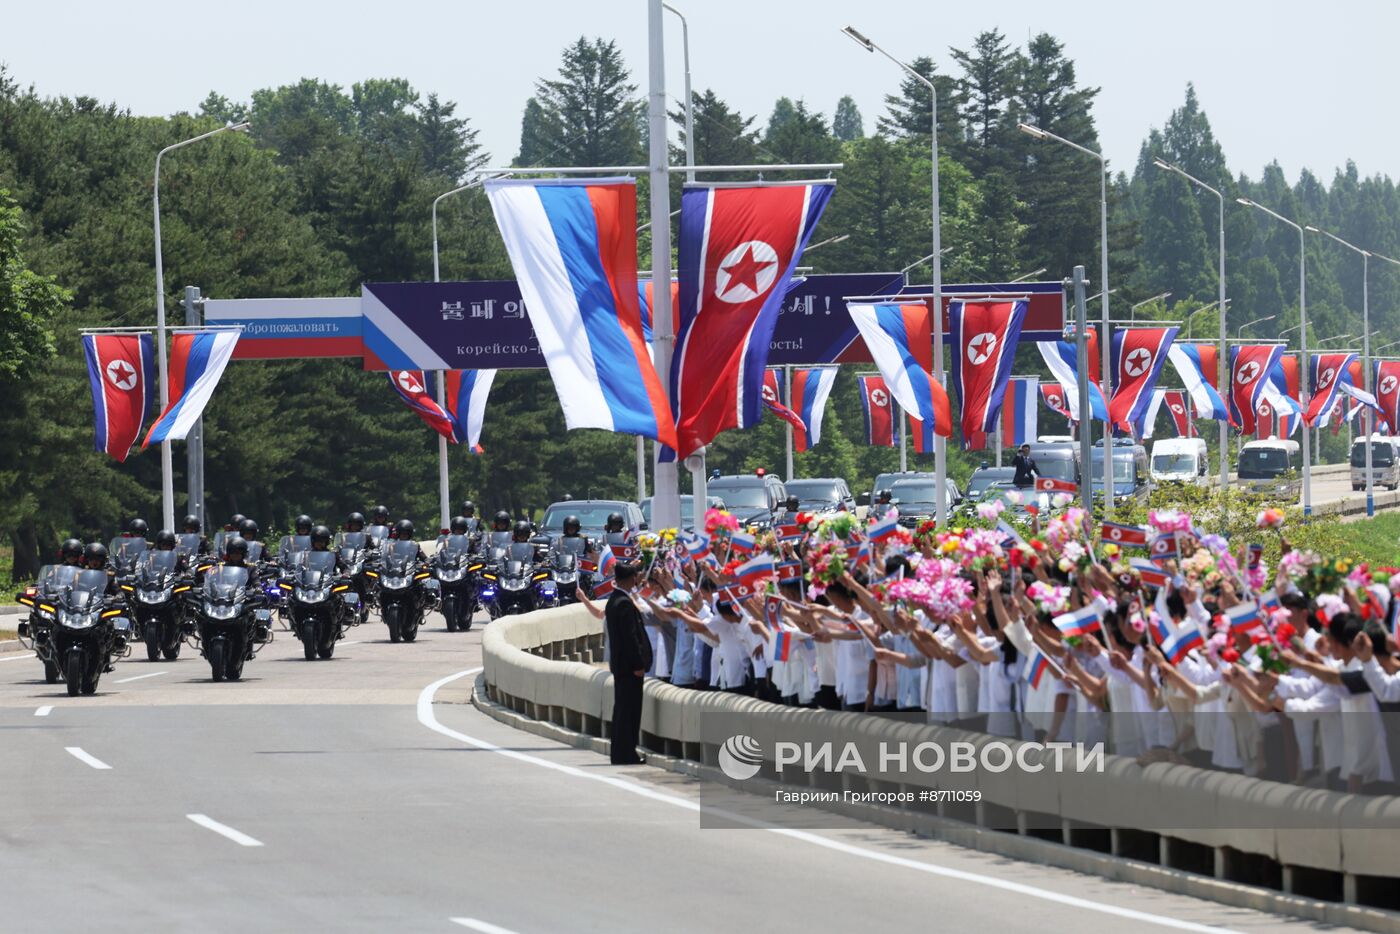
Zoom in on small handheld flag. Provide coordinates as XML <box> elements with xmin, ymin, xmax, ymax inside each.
<box><xmin>1225</xmin><ymin>601</ymin><xmax>1264</xmax><ymax>635</ymax></box>
<box><xmin>728</xmin><ymin>530</ymin><xmax>757</xmax><ymax>554</ymax></box>
<box><xmin>1052</xmin><ymin>605</ymin><xmax>1103</xmax><ymax>638</ymax></box>
<box><xmin>866</xmin><ymin>516</ymin><xmax>899</xmax><ymax>544</ymax></box>
<box><xmin>1027</xmin><ymin>649</ymin><xmax>1063</xmax><ymax>689</ymax></box>
<box><xmin>1129</xmin><ymin>558</ymin><xmax>1169</xmax><ymax>589</ymax></box>
<box><xmin>1100</xmin><ymin>521</ymin><xmax>1149</xmax><ymax>548</ymax></box>
<box><xmin>1036</xmin><ymin>477</ymin><xmax>1078</xmax><ymax>494</ymax></box>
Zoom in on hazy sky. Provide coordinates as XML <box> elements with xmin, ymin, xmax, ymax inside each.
<box><xmin>4</xmin><ymin>0</ymin><xmax>1394</xmax><ymax>185</ymax></box>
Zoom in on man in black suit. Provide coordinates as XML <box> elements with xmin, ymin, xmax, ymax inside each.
<box><xmin>606</xmin><ymin>562</ymin><xmax>652</xmax><ymax>765</ymax></box>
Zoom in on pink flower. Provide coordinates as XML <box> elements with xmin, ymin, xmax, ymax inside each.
<box><xmin>976</xmin><ymin>499</ymin><xmax>1006</xmax><ymax>522</ymax></box>
<box><xmin>1149</xmin><ymin>509</ymin><xmax>1192</xmax><ymax>534</ymax></box>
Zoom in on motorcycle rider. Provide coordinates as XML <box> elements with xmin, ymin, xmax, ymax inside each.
<box><xmin>239</xmin><ymin>518</ymin><xmax>269</xmax><ymax>565</ymax></box>
<box><xmin>458</xmin><ymin>501</ymin><xmax>481</xmax><ymax>535</ymax></box>
<box><xmin>59</xmin><ymin>538</ymin><xmax>84</xmax><ymax>567</ymax></box>
<box><xmin>154</xmin><ymin>530</ymin><xmax>178</xmax><ymax>552</ymax></box>
<box><xmin>228</xmin><ymin>514</ymin><xmax>247</xmax><ymax>533</ymax></box>
<box><xmin>126</xmin><ymin>518</ymin><xmax>150</xmax><ymax>544</ymax></box>
<box><xmin>602</xmin><ymin>512</ymin><xmax>632</xmax><ymax>547</ymax></box>
<box><xmin>561</xmin><ymin>516</ymin><xmax>588</xmax><ymax>548</ymax></box>
<box><xmin>345</xmin><ymin>511</ymin><xmax>367</xmax><ymax>533</ymax></box>
<box><xmin>293</xmin><ymin>515</ymin><xmax>313</xmax><ymax>537</ymax></box>
<box><xmin>369</xmin><ymin>505</ymin><xmax>390</xmax><ymax>527</ymax></box>
<box><xmin>869</xmin><ymin>489</ymin><xmax>897</xmax><ymax>521</ymax></box>
<box><xmin>391</xmin><ymin>519</ymin><xmax>426</xmax><ymax>560</ymax></box>
<box><xmin>309</xmin><ymin>525</ymin><xmax>338</xmax><ymax>564</ymax></box>
<box><xmin>83</xmin><ymin>543</ymin><xmax>119</xmax><ymax>596</ymax></box>
<box><xmin>181</xmin><ymin>515</ymin><xmax>210</xmax><ymax>555</ymax></box>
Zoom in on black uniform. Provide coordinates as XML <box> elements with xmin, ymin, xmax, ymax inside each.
<box><xmin>605</xmin><ymin>588</ymin><xmax>652</xmax><ymax>765</ymax></box>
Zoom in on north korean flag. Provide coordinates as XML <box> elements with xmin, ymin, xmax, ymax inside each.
<box><xmin>1376</xmin><ymin>361</ymin><xmax>1400</xmax><ymax>433</ymax></box>
<box><xmin>82</xmin><ymin>332</ymin><xmax>156</xmax><ymax>462</ymax></box>
<box><xmin>859</xmin><ymin>375</ymin><xmax>896</xmax><ymax>447</ymax></box>
<box><xmin>1101</xmin><ymin>521</ymin><xmax>1149</xmax><ymax>547</ymax></box>
<box><xmin>388</xmin><ymin>370</ymin><xmax>458</xmax><ymax>442</ymax></box>
<box><xmin>1036</xmin><ymin>477</ymin><xmax>1078</xmax><ymax>494</ymax></box>
<box><xmin>1305</xmin><ymin>352</ymin><xmax>1358</xmax><ymax>426</ymax></box>
<box><xmin>671</xmin><ymin>181</ymin><xmax>835</xmax><ymax>457</ymax></box>
<box><xmin>1041</xmin><ymin>383</ymin><xmax>1073</xmax><ymax>420</ymax></box>
<box><xmin>949</xmin><ymin>299</ymin><xmax>1028</xmax><ymax>446</ymax></box>
<box><xmin>1109</xmin><ymin>327</ymin><xmax>1178</xmax><ymax>432</ymax></box>
<box><xmin>1228</xmin><ymin>344</ymin><xmax>1284</xmax><ymax>434</ymax></box>
<box><xmin>761</xmin><ymin>368</ymin><xmax>806</xmax><ymax>434</ymax></box>
<box><xmin>1163</xmin><ymin>390</ymin><xmax>1194</xmax><ymax>437</ymax></box>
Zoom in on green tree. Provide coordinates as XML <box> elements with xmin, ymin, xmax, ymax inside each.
<box><xmin>950</xmin><ymin>29</ymin><xmax>1019</xmax><ymax>173</ymax></box>
<box><xmin>832</xmin><ymin>95</ymin><xmax>864</xmax><ymax>141</ymax></box>
<box><xmin>516</xmin><ymin>37</ymin><xmax>644</xmax><ymax>167</ymax></box>
<box><xmin>762</xmin><ymin>100</ymin><xmax>839</xmax><ymax>165</ymax></box>
<box><xmin>874</xmin><ymin>57</ymin><xmax>965</xmax><ymax>159</ymax></box>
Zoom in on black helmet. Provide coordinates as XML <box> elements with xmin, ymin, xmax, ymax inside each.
<box><xmin>128</xmin><ymin>518</ymin><xmax>149</xmax><ymax>538</ymax></box>
<box><xmin>60</xmin><ymin>538</ymin><xmax>84</xmax><ymax>562</ymax></box>
<box><xmin>229</xmin><ymin>513</ymin><xmax>247</xmax><ymax>532</ymax></box>
<box><xmin>346</xmin><ymin>511</ymin><xmax>366</xmax><ymax>532</ymax></box>
<box><xmin>492</xmin><ymin>510</ymin><xmax>511</xmax><ymax>532</ymax></box>
<box><xmin>294</xmin><ymin>514</ymin><xmax>313</xmax><ymax>536</ymax></box>
<box><xmin>239</xmin><ymin>518</ymin><xmax>259</xmax><ymax>541</ymax></box>
<box><xmin>449</xmin><ymin>515</ymin><xmax>470</xmax><ymax>535</ymax></box>
<box><xmin>877</xmin><ymin>489</ymin><xmax>892</xmax><ymax>503</ymax></box>
<box><xmin>155</xmin><ymin>530</ymin><xmax>177</xmax><ymax>550</ymax></box>
<box><xmin>223</xmin><ymin>535</ymin><xmax>248</xmax><ymax>561</ymax></box>
<box><xmin>512</xmin><ymin>519</ymin><xmax>532</xmax><ymax>542</ymax></box>
<box><xmin>311</xmin><ymin>525</ymin><xmax>332</xmax><ymax>549</ymax></box>
<box><xmin>83</xmin><ymin>542</ymin><xmax>108</xmax><ymax>568</ymax></box>
<box><xmin>563</xmin><ymin>515</ymin><xmax>582</xmax><ymax>535</ymax></box>
<box><xmin>605</xmin><ymin>512</ymin><xmax>624</xmax><ymax>533</ymax></box>
<box><xmin>370</xmin><ymin>505</ymin><xmax>390</xmax><ymax>524</ymax></box>
<box><xmin>395</xmin><ymin>518</ymin><xmax>416</xmax><ymax>541</ymax></box>
<box><xmin>460</xmin><ymin>500</ymin><xmax>476</xmax><ymax>518</ymax></box>
<box><xmin>181</xmin><ymin>514</ymin><xmax>201</xmax><ymax>533</ymax></box>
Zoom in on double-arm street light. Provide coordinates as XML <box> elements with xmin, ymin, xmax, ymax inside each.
<box><xmin>1237</xmin><ymin>314</ymin><xmax>1276</xmax><ymax>339</ymax></box>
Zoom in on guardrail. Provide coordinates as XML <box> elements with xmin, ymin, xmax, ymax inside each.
<box><xmin>479</xmin><ymin>603</ymin><xmax>1400</xmax><ymax>929</ymax></box>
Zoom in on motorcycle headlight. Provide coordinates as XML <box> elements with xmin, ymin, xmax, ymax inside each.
<box><xmin>295</xmin><ymin>588</ymin><xmax>327</xmax><ymax>603</ymax></box>
<box><xmin>555</xmin><ymin>571</ymin><xmax>577</xmax><ymax>584</ymax></box>
<box><xmin>139</xmin><ymin>586</ymin><xmax>174</xmax><ymax>604</ymax></box>
<box><xmin>383</xmin><ymin>575</ymin><xmax>411</xmax><ymax>590</ymax></box>
<box><xmin>204</xmin><ymin>602</ymin><xmax>239</xmax><ymax>620</ymax></box>
<box><xmin>502</xmin><ymin>578</ymin><xmax>528</xmax><ymax>591</ymax></box>
<box><xmin>437</xmin><ymin>567</ymin><xmax>465</xmax><ymax>582</ymax></box>
<box><xmin>59</xmin><ymin>610</ymin><xmax>97</xmax><ymax>630</ymax></box>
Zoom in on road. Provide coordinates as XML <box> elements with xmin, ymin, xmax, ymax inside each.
<box><xmin>0</xmin><ymin>610</ymin><xmax>1362</xmax><ymax>933</ymax></box>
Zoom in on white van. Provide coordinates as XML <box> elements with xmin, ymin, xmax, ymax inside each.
<box><xmin>1239</xmin><ymin>438</ymin><xmax>1302</xmax><ymax>499</ymax></box>
<box><xmin>1151</xmin><ymin>437</ymin><xmax>1209</xmax><ymax>484</ymax></box>
<box><xmin>1350</xmin><ymin>435</ymin><xmax>1400</xmax><ymax>491</ymax></box>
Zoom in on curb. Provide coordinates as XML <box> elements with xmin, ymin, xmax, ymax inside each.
<box><xmin>465</xmin><ymin>675</ymin><xmax>1400</xmax><ymax>934</ymax></box>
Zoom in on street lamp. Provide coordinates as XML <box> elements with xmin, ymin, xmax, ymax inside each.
<box><xmin>1010</xmin><ymin>267</ymin><xmax>1047</xmax><ymax>283</ymax></box>
<box><xmin>153</xmin><ymin>120</ymin><xmax>250</xmax><ymax>531</ymax></box>
<box><xmin>1315</xmin><ymin>334</ymin><xmax>1354</xmax><ymax>346</ymax></box>
<box><xmin>1278</xmin><ymin>323</ymin><xmax>1301</xmax><ymax>341</ymax></box>
<box><xmin>845</xmin><ymin>25</ymin><xmax>950</xmax><ymax>525</ymax></box>
<box><xmin>1130</xmin><ymin>291</ymin><xmax>1171</xmax><ymax>321</ymax></box>
<box><xmin>1087</xmin><ymin>288</ymin><xmax>1118</xmax><ymax>303</ymax></box>
<box><xmin>1238</xmin><ymin>197</ymin><xmax>1313</xmax><ymax>515</ymax></box>
<box><xmin>804</xmin><ymin>233</ymin><xmax>850</xmax><ymax>254</ymax></box>
<box><xmin>1376</xmin><ymin>338</ymin><xmax>1400</xmax><ymax>354</ymax></box>
<box><xmin>1237</xmin><ymin>314</ymin><xmax>1275</xmax><ymax>339</ymax></box>
<box><xmin>1182</xmin><ymin>299</ymin><xmax>1227</xmax><ymax>339</ymax></box>
<box><xmin>1155</xmin><ymin>157</ymin><xmax>1228</xmax><ymax>490</ymax></box>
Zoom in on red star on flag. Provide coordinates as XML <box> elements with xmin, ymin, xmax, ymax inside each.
<box><xmin>719</xmin><ymin>244</ymin><xmax>774</xmax><ymax>297</ymax></box>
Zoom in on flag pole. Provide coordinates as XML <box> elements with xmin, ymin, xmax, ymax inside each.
<box><xmin>785</xmin><ymin>365</ymin><xmax>794</xmax><ymax>481</ymax></box>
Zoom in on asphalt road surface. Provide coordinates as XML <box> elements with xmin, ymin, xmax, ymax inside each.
<box><xmin>0</xmin><ymin>609</ymin><xmax>1366</xmax><ymax>933</ymax></box>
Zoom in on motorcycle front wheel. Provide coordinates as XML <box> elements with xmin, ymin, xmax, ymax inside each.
<box><xmin>385</xmin><ymin>604</ymin><xmax>401</xmax><ymax>644</ymax></box>
<box><xmin>208</xmin><ymin>639</ymin><xmax>226</xmax><ymax>682</ymax></box>
<box><xmin>225</xmin><ymin>633</ymin><xmax>246</xmax><ymax>681</ymax></box>
<box><xmin>43</xmin><ymin>658</ymin><xmax>59</xmax><ymax>684</ymax></box>
<box><xmin>65</xmin><ymin>650</ymin><xmax>82</xmax><ymax>697</ymax></box>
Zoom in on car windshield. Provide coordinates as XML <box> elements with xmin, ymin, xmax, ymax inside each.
<box><xmin>1090</xmin><ymin>456</ymin><xmax>1137</xmax><ymax>485</ymax></box>
<box><xmin>541</xmin><ymin>505</ymin><xmax>620</xmax><ymax>532</ymax></box>
<box><xmin>784</xmin><ymin>481</ymin><xmax>841</xmax><ymax>505</ymax></box>
<box><xmin>1239</xmin><ymin>448</ymin><xmax>1290</xmax><ymax>479</ymax></box>
<box><xmin>889</xmin><ymin>481</ymin><xmax>942</xmax><ymax>505</ymax></box>
<box><xmin>966</xmin><ymin>469</ymin><xmax>1014</xmax><ymax>498</ymax></box>
<box><xmin>1153</xmin><ymin>454</ymin><xmax>1197</xmax><ymax>474</ymax></box>
<box><xmin>1031</xmin><ymin>454</ymin><xmax>1077</xmax><ymax>481</ymax></box>
<box><xmin>707</xmin><ymin>483</ymin><xmax>767</xmax><ymax>509</ymax></box>
<box><xmin>1352</xmin><ymin>442</ymin><xmax>1395</xmax><ymax>467</ymax></box>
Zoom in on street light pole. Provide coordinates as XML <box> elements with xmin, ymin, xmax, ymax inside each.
<box><xmin>1021</xmin><ymin>122</ymin><xmax>1112</xmax><ymax>510</ymax></box>
<box><xmin>1153</xmin><ymin>157</ymin><xmax>1228</xmax><ymax>490</ymax></box>
<box><xmin>648</xmin><ymin>0</ymin><xmax>681</xmax><ymax>531</ymax></box>
<box><xmin>1239</xmin><ymin>198</ymin><xmax>1311</xmax><ymax>515</ymax></box>
<box><xmin>665</xmin><ymin>1</ymin><xmax>699</xmax><ymax>511</ymax></box>
<box><xmin>845</xmin><ymin>26</ymin><xmax>947</xmax><ymax>525</ymax></box>
<box><xmin>1130</xmin><ymin>292</ymin><xmax>1171</xmax><ymax>321</ymax></box>
<box><xmin>153</xmin><ymin>121</ymin><xmax>249</xmax><ymax>532</ymax></box>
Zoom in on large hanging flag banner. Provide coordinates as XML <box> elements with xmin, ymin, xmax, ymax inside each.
<box><xmin>1041</xmin><ymin>383</ymin><xmax>1074</xmax><ymax>421</ymax></box>
<box><xmin>789</xmin><ymin>367</ymin><xmax>838</xmax><ymax>452</ymax></box>
<box><xmin>1376</xmin><ymin>360</ymin><xmax>1400</xmax><ymax>433</ymax></box>
<box><xmin>1109</xmin><ymin>327</ymin><xmax>1178</xmax><ymax>433</ymax></box>
<box><xmin>858</xmin><ymin>374</ymin><xmax>896</xmax><ymax>447</ymax></box>
<box><xmin>445</xmin><ymin>369</ymin><xmax>496</xmax><ymax>452</ymax></box>
<box><xmin>484</xmin><ymin>177</ymin><xmax>677</xmax><ymax>449</ymax></box>
<box><xmin>1274</xmin><ymin>352</ymin><xmax>1301</xmax><ymax>402</ymax></box>
<box><xmin>1166</xmin><ymin>343</ymin><xmax>1229</xmax><ymax>422</ymax></box>
<box><xmin>671</xmin><ymin>181</ymin><xmax>835</xmax><ymax>457</ymax></box>
<box><xmin>1136</xmin><ymin>388</ymin><xmax>1168</xmax><ymax>440</ymax></box>
<box><xmin>386</xmin><ymin>370</ymin><xmax>458</xmax><ymax>442</ymax></box>
<box><xmin>1339</xmin><ymin>380</ymin><xmax>1383</xmax><ymax>419</ymax></box>
<box><xmin>1228</xmin><ymin>344</ymin><xmax>1284</xmax><ymax>434</ymax></box>
<box><xmin>761</xmin><ymin>368</ymin><xmax>806</xmax><ymax>434</ymax></box>
<box><xmin>1262</xmin><ymin>356</ymin><xmax>1304</xmax><ymax>435</ymax></box>
<box><xmin>845</xmin><ymin>301</ymin><xmax>953</xmax><ymax>445</ymax></box>
<box><xmin>143</xmin><ymin>330</ymin><xmax>240</xmax><ymax>447</ymax></box>
<box><xmin>1304</xmin><ymin>351</ymin><xmax>1358</xmax><ymax>426</ymax></box>
<box><xmin>1037</xmin><ymin>337</ymin><xmax>1110</xmax><ymax>423</ymax></box>
<box><xmin>948</xmin><ymin>299</ymin><xmax>1027</xmax><ymax>448</ymax></box>
<box><xmin>1163</xmin><ymin>390</ymin><xmax>1195</xmax><ymax>437</ymax></box>
<box><xmin>82</xmin><ymin>332</ymin><xmax>156</xmax><ymax>462</ymax></box>
<box><xmin>1002</xmin><ymin>377</ymin><xmax>1039</xmax><ymax>446</ymax></box>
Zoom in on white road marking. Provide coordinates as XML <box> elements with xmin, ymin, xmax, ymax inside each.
<box><xmin>34</xmin><ymin>705</ymin><xmax>53</xmax><ymax>717</ymax></box>
<box><xmin>0</xmin><ymin>653</ymin><xmax>36</xmax><ymax>663</ymax></box>
<box><xmin>65</xmin><ymin>747</ymin><xmax>111</xmax><ymax>770</ymax></box>
<box><xmin>186</xmin><ymin>814</ymin><xmax>264</xmax><ymax>847</ymax></box>
<box><xmin>115</xmin><ymin>670</ymin><xmax>168</xmax><ymax>684</ymax></box>
<box><xmin>450</xmin><ymin>919</ymin><xmax>519</xmax><ymax>934</ymax></box>
<box><xmin>419</xmin><ymin>669</ymin><xmax>1240</xmax><ymax>934</ymax></box>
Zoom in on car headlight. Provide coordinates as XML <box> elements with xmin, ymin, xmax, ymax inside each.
<box><xmin>58</xmin><ymin>610</ymin><xmax>97</xmax><ymax>629</ymax></box>
<box><xmin>139</xmin><ymin>586</ymin><xmax>173</xmax><ymax>604</ymax></box>
<box><xmin>295</xmin><ymin>588</ymin><xmax>327</xmax><ymax>603</ymax></box>
<box><xmin>437</xmin><ymin>567</ymin><xmax>465</xmax><ymax>582</ymax></box>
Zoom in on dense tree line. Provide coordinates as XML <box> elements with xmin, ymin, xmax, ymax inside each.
<box><xmin>1</xmin><ymin>29</ymin><xmax>1398</xmax><ymax>578</ymax></box>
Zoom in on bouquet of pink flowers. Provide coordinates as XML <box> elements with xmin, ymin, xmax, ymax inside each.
<box><xmin>1149</xmin><ymin>509</ymin><xmax>1192</xmax><ymax>534</ymax></box>
<box><xmin>1026</xmin><ymin>581</ymin><xmax>1071</xmax><ymax>616</ymax></box>
<box><xmin>887</xmin><ymin>557</ymin><xmax>973</xmax><ymax>621</ymax></box>
<box><xmin>804</xmin><ymin>540</ymin><xmax>847</xmax><ymax>598</ymax></box>
<box><xmin>704</xmin><ymin>508</ymin><xmax>739</xmax><ymax>537</ymax></box>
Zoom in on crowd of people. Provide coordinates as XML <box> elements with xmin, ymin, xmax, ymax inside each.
<box><xmin>588</xmin><ymin>502</ymin><xmax>1400</xmax><ymax>793</ymax></box>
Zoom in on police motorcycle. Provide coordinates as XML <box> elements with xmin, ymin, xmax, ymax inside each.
<box><xmin>274</xmin><ymin>531</ymin><xmax>314</xmax><ymax>624</ymax></box>
<box><xmin>175</xmin><ymin>532</ymin><xmax>206</xmax><ymax>566</ymax></box>
<box><xmin>123</xmin><ymin>539</ymin><xmax>190</xmax><ymax>661</ymax></box>
<box><xmin>482</xmin><ymin>520</ymin><xmax>556</xmax><ymax>618</ymax></box>
<box><xmin>377</xmin><ymin>520</ymin><xmax>438</xmax><ymax>643</ymax></box>
<box><xmin>109</xmin><ymin>530</ymin><xmax>149</xmax><ymax>583</ymax></box>
<box><xmin>433</xmin><ymin>521</ymin><xmax>483</xmax><ymax>632</ymax></box>
<box><xmin>281</xmin><ymin>528</ymin><xmax>358</xmax><ymax>660</ymax></box>
<box><xmin>184</xmin><ymin>537</ymin><xmax>272</xmax><ymax>682</ymax></box>
<box><xmin>15</xmin><ymin>545</ymin><xmax>85</xmax><ymax>683</ymax></box>
<box><xmin>547</xmin><ymin>516</ymin><xmax>591</xmax><ymax>605</ymax></box>
<box><xmin>20</xmin><ymin>562</ymin><xmax>131</xmax><ymax>696</ymax></box>
<box><xmin>335</xmin><ymin>526</ymin><xmax>378</xmax><ymax>624</ymax></box>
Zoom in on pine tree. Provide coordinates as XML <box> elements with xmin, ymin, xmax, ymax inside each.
<box><xmin>762</xmin><ymin>100</ymin><xmax>839</xmax><ymax>164</ymax></box>
<box><xmin>949</xmin><ymin>29</ymin><xmax>1019</xmax><ymax>173</ymax></box>
<box><xmin>875</xmin><ymin>57</ymin><xmax>966</xmax><ymax>162</ymax></box>
<box><xmin>516</xmin><ymin>37</ymin><xmax>644</xmax><ymax>167</ymax></box>
<box><xmin>832</xmin><ymin>95</ymin><xmax>864</xmax><ymax>141</ymax></box>
<box><xmin>669</xmin><ymin>89</ymin><xmax>761</xmax><ymax>174</ymax></box>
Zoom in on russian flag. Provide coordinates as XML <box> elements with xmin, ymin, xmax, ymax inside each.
<box><xmin>1101</xmin><ymin>521</ymin><xmax>1149</xmax><ymax>547</ymax></box>
<box><xmin>790</xmin><ymin>367</ymin><xmax>838</xmax><ymax>451</ymax></box>
<box><xmin>733</xmin><ymin>554</ymin><xmax>775</xmax><ymax>591</ymax></box>
<box><xmin>1038</xmin><ymin>335</ymin><xmax>1110</xmax><ymax>422</ymax></box>
<box><xmin>671</xmin><ymin>182</ymin><xmax>834</xmax><ymax>458</ymax></box>
<box><xmin>83</xmin><ymin>332</ymin><xmax>157</xmax><ymax>462</ymax></box>
<box><xmin>683</xmin><ymin>531</ymin><xmax>711</xmax><ymax>560</ymax></box>
<box><xmin>1003</xmin><ymin>376</ymin><xmax>1039</xmax><ymax>447</ymax></box>
<box><xmin>1027</xmin><ymin>649</ymin><xmax>1061</xmax><ymax>689</ymax></box>
<box><xmin>770</xmin><ymin>629</ymin><xmax>793</xmax><ymax>662</ymax></box>
<box><xmin>845</xmin><ymin>301</ymin><xmax>953</xmax><ymax>442</ymax></box>
<box><xmin>598</xmin><ymin>546</ymin><xmax>617</xmax><ymax>580</ymax></box>
<box><xmin>143</xmin><ymin>330</ymin><xmax>240</xmax><ymax>446</ymax></box>
<box><xmin>445</xmin><ymin>369</ymin><xmax>496</xmax><ymax>452</ymax></box>
<box><xmin>1130</xmin><ymin>558</ymin><xmax>1169</xmax><ymax>588</ymax></box>
<box><xmin>1167</xmin><ymin>343</ymin><xmax>1228</xmax><ymax>422</ymax></box>
<box><xmin>1052</xmin><ymin>605</ymin><xmax>1102</xmax><ymax>638</ymax></box>
<box><xmin>867</xmin><ymin>515</ymin><xmax>899</xmax><ymax>544</ymax></box>
<box><xmin>728</xmin><ymin>530</ymin><xmax>757</xmax><ymax>554</ymax></box>
<box><xmin>1260</xmin><ymin>590</ymin><xmax>1281</xmax><ymax>613</ymax></box>
<box><xmin>858</xmin><ymin>374</ymin><xmax>896</xmax><ymax>447</ymax></box>
<box><xmin>636</xmin><ymin>278</ymin><xmax>680</xmax><ymax>344</ymax></box>
<box><xmin>1161</xmin><ymin>624</ymin><xmax>1205</xmax><ymax>664</ymax></box>
<box><xmin>1225</xmin><ymin>601</ymin><xmax>1264</xmax><ymax>635</ymax></box>
<box><xmin>484</xmin><ymin>178</ymin><xmax>677</xmax><ymax>448</ymax></box>
<box><xmin>386</xmin><ymin>370</ymin><xmax>458</xmax><ymax>441</ymax></box>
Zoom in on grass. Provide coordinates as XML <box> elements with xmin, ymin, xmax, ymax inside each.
<box><xmin>1334</xmin><ymin>512</ymin><xmax>1400</xmax><ymax>565</ymax></box>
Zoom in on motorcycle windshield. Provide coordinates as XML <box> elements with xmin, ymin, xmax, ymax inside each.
<box><xmin>38</xmin><ymin>565</ymin><xmax>81</xmax><ymax>592</ymax></box>
<box><xmin>439</xmin><ymin>535</ymin><xmax>472</xmax><ymax>560</ymax></box>
<box><xmin>503</xmin><ymin>559</ymin><xmax>526</xmax><ymax>579</ymax></box>
<box><xmin>279</xmin><ymin>536</ymin><xmax>312</xmax><ymax>568</ymax></box>
<box><xmin>559</xmin><ymin>537</ymin><xmax>587</xmax><ymax>556</ymax></box>
<box><xmin>110</xmin><ymin>537</ymin><xmax>148</xmax><ymax>565</ymax></box>
<box><xmin>336</xmin><ymin>531</ymin><xmax>368</xmax><ymax>549</ymax></box>
<box><xmin>175</xmin><ymin>533</ymin><xmax>202</xmax><ymax>557</ymax></box>
<box><xmin>204</xmin><ymin>565</ymin><xmax>249</xmax><ymax>603</ymax></box>
<box><xmin>553</xmin><ymin>551</ymin><xmax>577</xmax><ymax>570</ymax></box>
<box><xmin>140</xmin><ymin>550</ymin><xmax>179</xmax><ymax>579</ymax></box>
<box><xmin>384</xmin><ymin>541</ymin><xmax>419</xmax><ymax>575</ymax></box>
<box><xmin>299</xmin><ymin>550</ymin><xmax>336</xmax><ymax>588</ymax></box>
<box><xmin>488</xmin><ymin>531</ymin><xmax>512</xmax><ymax>547</ymax></box>
<box><xmin>366</xmin><ymin>525</ymin><xmax>390</xmax><ymax>543</ymax></box>
<box><xmin>507</xmin><ymin>543</ymin><xmax>536</xmax><ymax>562</ymax></box>
<box><xmin>66</xmin><ymin>570</ymin><xmax>110</xmax><ymax>611</ymax></box>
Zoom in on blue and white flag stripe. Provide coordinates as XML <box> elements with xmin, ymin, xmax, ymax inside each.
<box><xmin>144</xmin><ymin>330</ymin><xmax>239</xmax><ymax>445</ymax></box>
